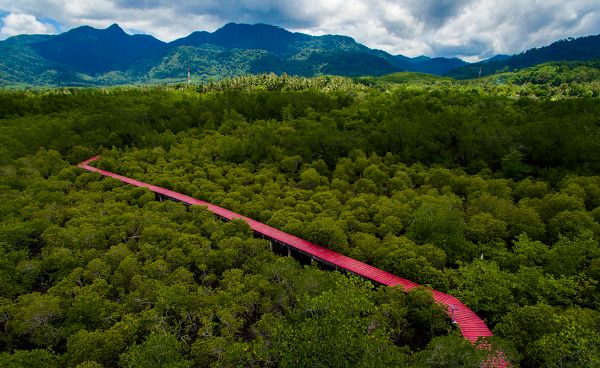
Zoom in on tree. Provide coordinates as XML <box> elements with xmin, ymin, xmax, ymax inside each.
<box><xmin>303</xmin><ymin>216</ymin><xmax>348</xmax><ymax>251</ymax></box>
<box><xmin>372</xmin><ymin>237</ymin><xmax>448</xmax><ymax>290</ymax></box>
<box><xmin>514</xmin><ymin>178</ymin><xmax>549</xmax><ymax>201</ymax></box>
<box><xmin>408</xmin><ymin>195</ymin><xmax>474</xmax><ymax>262</ymax></box>
<box><xmin>191</xmin><ymin>336</ymin><xmax>255</xmax><ymax>368</ymax></box>
<box><xmin>66</xmin><ymin>315</ymin><xmax>139</xmax><ymax>367</ymax></box>
<box><xmin>0</xmin><ymin>349</ymin><xmax>59</xmax><ymax>368</ymax></box>
<box><xmin>511</xmin><ymin>234</ymin><xmax>549</xmax><ymax>268</ymax></box>
<box><xmin>547</xmin><ymin>210</ymin><xmax>599</xmax><ymax>241</ymax></box>
<box><xmin>279</xmin><ymin>156</ymin><xmax>302</xmax><ymax>176</ymax></box>
<box><xmin>495</xmin><ymin>305</ymin><xmax>600</xmax><ymax>367</ymax></box>
<box><xmin>451</xmin><ymin>260</ymin><xmax>516</xmax><ymax>324</ymax></box>
<box><xmin>119</xmin><ymin>332</ymin><xmax>192</xmax><ymax>368</ymax></box>
<box><xmin>404</xmin><ymin>287</ymin><xmax>452</xmax><ymax>348</ymax></box>
<box><xmin>7</xmin><ymin>293</ymin><xmax>63</xmax><ymax>348</ymax></box>
<box><xmin>271</xmin><ymin>275</ymin><xmax>407</xmax><ymax>368</ymax></box>
<box><xmin>545</xmin><ymin>231</ymin><xmax>600</xmax><ymax>277</ymax></box>
<box><xmin>298</xmin><ymin>168</ymin><xmax>327</xmax><ymax>190</ymax></box>
<box><xmin>501</xmin><ymin>150</ymin><xmax>533</xmax><ymax>180</ymax></box>
<box><xmin>466</xmin><ymin>213</ymin><xmax>508</xmax><ymax>244</ymax></box>
<box><xmin>363</xmin><ymin>164</ymin><xmax>388</xmax><ymax>188</ymax></box>
<box><xmin>415</xmin><ymin>335</ymin><xmax>484</xmax><ymax>368</ymax></box>
<box><xmin>221</xmin><ymin>218</ymin><xmax>253</xmax><ymax>239</ymax></box>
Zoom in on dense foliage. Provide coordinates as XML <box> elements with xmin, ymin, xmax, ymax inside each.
<box><xmin>1</xmin><ymin>75</ymin><xmax>600</xmax><ymax>367</ymax></box>
<box><xmin>495</xmin><ymin>60</ymin><xmax>600</xmax><ymax>84</ymax></box>
<box><xmin>359</xmin><ymin>63</ymin><xmax>600</xmax><ymax>99</ymax></box>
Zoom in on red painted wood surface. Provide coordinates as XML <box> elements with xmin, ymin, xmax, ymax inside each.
<box><xmin>78</xmin><ymin>156</ymin><xmax>502</xmax><ymax>352</ymax></box>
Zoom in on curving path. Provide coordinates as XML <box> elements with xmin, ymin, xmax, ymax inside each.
<box><xmin>78</xmin><ymin>156</ymin><xmax>499</xmax><ymax>350</ymax></box>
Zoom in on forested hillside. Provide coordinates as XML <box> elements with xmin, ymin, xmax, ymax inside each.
<box><xmin>449</xmin><ymin>34</ymin><xmax>600</xmax><ymax>79</ymax></box>
<box><xmin>0</xmin><ymin>23</ymin><xmax>467</xmax><ymax>86</ymax></box>
<box><xmin>486</xmin><ymin>60</ymin><xmax>600</xmax><ymax>85</ymax></box>
<box><xmin>1</xmin><ymin>75</ymin><xmax>599</xmax><ymax>367</ymax></box>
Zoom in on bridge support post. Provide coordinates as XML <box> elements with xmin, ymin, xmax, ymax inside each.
<box><xmin>269</xmin><ymin>241</ymin><xmax>272</xmax><ymax>252</ymax></box>
<box><xmin>287</xmin><ymin>247</ymin><xmax>291</xmax><ymax>257</ymax></box>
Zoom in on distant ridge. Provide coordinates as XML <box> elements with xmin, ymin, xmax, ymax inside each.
<box><xmin>31</xmin><ymin>24</ymin><xmax>168</xmax><ymax>74</ymax></box>
<box><xmin>448</xmin><ymin>34</ymin><xmax>600</xmax><ymax>79</ymax></box>
<box><xmin>0</xmin><ymin>22</ymin><xmax>470</xmax><ymax>85</ymax></box>
<box><xmin>1</xmin><ymin>22</ymin><xmax>599</xmax><ymax>86</ymax></box>
<box><xmin>172</xmin><ymin>23</ymin><xmax>312</xmax><ymax>55</ymax></box>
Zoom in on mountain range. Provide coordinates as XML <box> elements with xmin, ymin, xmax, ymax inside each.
<box><xmin>0</xmin><ymin>23</ymin><xmax>598</xmax><ymax>86</ymax></box>
<box><xmin>0</xmin><ymin>23</ymin><xmax>466</xmax><ymax>86</ymax></box>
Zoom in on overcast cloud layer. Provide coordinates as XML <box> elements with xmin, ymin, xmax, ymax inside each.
<box><xmin>0</xmin><ymin>0</ymin><xmax>599</xmax><ymax>60</ymax></box>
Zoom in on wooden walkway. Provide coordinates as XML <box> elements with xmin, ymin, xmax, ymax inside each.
<box><xmin>78</xmin><ymin>156</ymin><xmax>496</xmax><ymax>346</ymax></box>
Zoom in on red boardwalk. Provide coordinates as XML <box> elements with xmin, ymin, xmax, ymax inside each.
<box><xmin>78</xmin><ymin>156</ymin><xmax>495</xmax><ymax>345</ymax></box>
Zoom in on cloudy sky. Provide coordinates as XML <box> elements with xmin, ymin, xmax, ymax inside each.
<box><xmin>0</xmin><ymin>0</ymin><xmax>598</xmax><ymax>61</ymax></box>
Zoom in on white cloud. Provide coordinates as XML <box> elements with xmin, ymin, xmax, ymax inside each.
<box><xmin>0</xmin><ymin>0</ymin><xmax>599</xmax><ymax>59</ymax></box>
<box><xmin>0</xmin><ymin>12</ymin><xmax>56</xmax><ymax>38</ymax></box>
